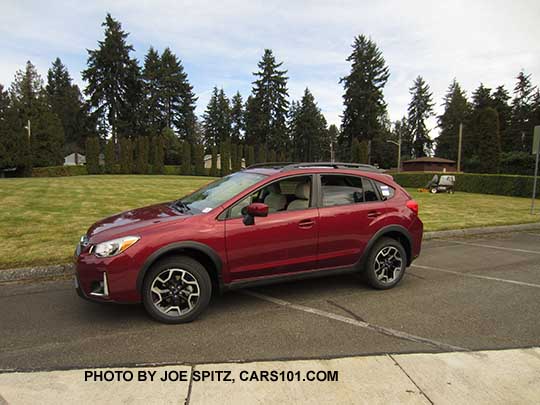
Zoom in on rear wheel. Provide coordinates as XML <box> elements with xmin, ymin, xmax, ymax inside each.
<box><xmin>142</xmin><ymin>256</ymin><xmax>211</xmax><ymax>324</ymax></box>
<box><xmin>365</xmin><ymin>237</ymin><xmax>407</xmax><ymax>290</ymax></box>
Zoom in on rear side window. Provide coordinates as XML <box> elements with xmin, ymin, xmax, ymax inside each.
<box><xmin>321</xmin><ymin>175</ymin><xmax>380</xmax><ymax>207</ymax></box>
<box><xmin>374</xmin><ymin>181</ymin><xmax>395</xmax><ymax>200</ymax></box>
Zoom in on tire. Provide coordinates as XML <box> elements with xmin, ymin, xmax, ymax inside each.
<box><xmin>430</xmin><ymin>187</ymin><xmax>438</xmax><ymax>194</ymax></box>
<box><xmin>365</xmin><ymin>237</ymin><xmax>407</xmax><ymax>290</ymax></box>
<box><xmin>142</xmin><ymin>256</ymin><xmax>212</xmax><ymax>324</ymax></box>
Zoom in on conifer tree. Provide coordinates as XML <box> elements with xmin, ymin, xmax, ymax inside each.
<box><xmin>85</xmin><ymin>137</ymin><xmax>100</xmax><ymax>174</ymax></box>
<box><xmin>407</xmin><ymin>76</ymin><xmax>434</xmax><ymax>157</ymax></box>
<box><xmin>230</xmin><ymin>92</ymin><xmax>244</xmax><ymax>143</ymax></box>
<box><xmin>181</xmin><ymin>141</ymin><xmax>192</xmax><ymax>175</ymax></box>
<box><xmin>220</xmin><ymin>140</ymin><xmax>231</xmax><ymax>176</ymax></box>
<box><xmin>492</xmin><ymin>85</ymin><xmax>512</xmax><ymax>152</ymax></box>
<box><xmin>119</xmin><ymin>137</ymin><xmax>133</xmax><ymax>173</ymax></box>
<box><xmin>82</xmin><ymin>14</ymin><xmax>138</xmax><ymax>142</ymax></box>
<box><xmin>246</xmin><ymin>145</ymin><xmax>255</xmax><ymax>167</ymax></box>
<box><xmin>104</xmin><ymin>138</ymin><xmax>116</xmax><ymax>173</ymax></box>
<box><xmin>203</xmin><ymin>87</ymin><xmax>231</xmax><ymax>148</ymax></box>
<box><xmin>509</xmin><ymin>71</ymin><xmax>536</xmax><ymax>152</ymax></box>
<box><xmin>193</xmin><ymin>143</ymin><xmax>205</xmax><ymax>176</ymax></box>
<box><xmin>210</xmin><ymin>145</ymin><xmax>219</xmax><ymax>176</ymax></box>
<box><xmin>476</xmin><ymin>107</ymin><xmax>501</xmax><ymax>173</ymax></box>
<box><xmin>153</xmin><ymin>135</ymin><xmax>165</xmax><ymax>174</ymax></box>
<box><xmin>339</xmin><ymin>35</ymin><xmax>389</xmax><ymax>160</ymax></box>
<box><xmin>436</xmin><ymin>80</ymin><xmax>470</xmax><ymax>160</ymax></box>
<box><xmin>351</xmin><ymin>138</ymin><xmax>361</xmax><ymax>163</ymax></box>
<box><xmin>230</xmin><ymin>143</ymin><xmax>239</xmax><ymax>172</ymax></box>
<box><xmin>245</xmin><ymin>50</ymin><xmax>289</xmax><ymax>154</ymax></box>
<box><xmin>142</xmin><ymin>47</ymin><xmax>163</xmax><ymax>135</ymax></box>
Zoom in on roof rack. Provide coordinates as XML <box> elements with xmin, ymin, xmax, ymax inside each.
<box><xmin>245</xmin><ymin>162</ymin><xmax>296</xmax><ymax>170</ymax></box>
<box><xmin>245</xmin><ymin>161</ymin><xmax>383</xmax><ymax>173</ymax></box>
<box><xmin>281</xmin><ymin>162</ymin><xmax>382</xmax><ymax>173</ymax></box>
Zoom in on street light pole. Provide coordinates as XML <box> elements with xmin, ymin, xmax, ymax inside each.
<box><xmin>457</xmin><ymin>123</ymin><xmax>463</xmax><ymax>172</ymax></box>
<box><xmin>386</xmin><ymin>131</ymin><xmax>402</xmax><ymax>172</ymax></box>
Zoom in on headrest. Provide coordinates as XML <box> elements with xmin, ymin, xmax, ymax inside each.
<box><xmin>267</xmin><ymin>183</ymin><xmax>281</xmax><ymax>194</ymax></box>
<box><xmin>295</xmin><ymin>182</ymin><xmax>310</xmax><ymax>199</ymax></box>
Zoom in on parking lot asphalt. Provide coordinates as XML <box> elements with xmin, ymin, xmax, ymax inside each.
<box><xmin>1</xmin><ymin>231</ymin><xmax>539</xmax><ymax>371</ymax></box>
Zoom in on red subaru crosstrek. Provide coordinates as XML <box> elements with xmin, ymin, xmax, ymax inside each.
<box><xmin>75</xmin><ymin>163</ymin><xmax>422</xmax><ymax>323</ymax></box>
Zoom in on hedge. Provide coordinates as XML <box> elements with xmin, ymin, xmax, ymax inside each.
<box><xmin>391</xmin><ymin>172</ymin><xmax>540</xmax><ymax>198</ymax></box>
<box><xmin>32</xmin><ymin>165</ymin><xmax>88</xmax><ymax>177</ymax></box>
<box><xmin>32</xmin><ymin>165</ymin><xmax>213</xmax><ymax>178</ymax></box>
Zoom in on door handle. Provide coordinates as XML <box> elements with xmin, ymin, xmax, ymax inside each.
<box><xmin>367</xmin><ymin>211</ymin><xmax>382</xmax><ymax>218</ymax></box>
<box><xmin>298</xmin><ymin>219</ymin><xmax>315</xmax><ymax>228</ymax></box>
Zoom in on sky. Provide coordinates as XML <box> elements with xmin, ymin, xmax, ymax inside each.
<box><xmin>1</xmin><ymin>0</ymin><xmax>540</xmax><ymax>139</ymax></box>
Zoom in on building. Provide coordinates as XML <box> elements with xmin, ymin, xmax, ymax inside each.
<box><xmin>64</xmin><ymin>152</ymin><xmax>86</xmax><ymax>166</ymax></box>
<box><xmin>402</xmin><ymin>157</ymin><xmax>457</xmax><ymax>172</ymax></box>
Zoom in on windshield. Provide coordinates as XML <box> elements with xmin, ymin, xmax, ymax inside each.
<box><xmin>178</xmin><ymin>171</ymin><xmax>267</xmax><ymax>213</ymax></box>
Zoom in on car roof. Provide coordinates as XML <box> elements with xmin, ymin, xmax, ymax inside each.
<box><xmin>242</xmin><ymin>163</ymin><xmax>394</xmax><ymax>183</ymax></box>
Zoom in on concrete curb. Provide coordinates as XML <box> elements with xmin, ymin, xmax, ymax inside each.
<box><xmin>1</xmin><ymin>222</ymin><xmax>539</xmax><ymax>283</ymax></box>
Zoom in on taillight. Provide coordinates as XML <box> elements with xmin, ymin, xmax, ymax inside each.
<box><xmin>406</xmin><ymin>199</ymin><xmax>419</xmax><ymax>215</ymax></box>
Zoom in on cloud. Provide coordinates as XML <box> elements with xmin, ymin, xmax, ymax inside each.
<box><xmin>1</xmin><ymin>0</ymin><xmax>539</xmax><ymax>135</ymax></box>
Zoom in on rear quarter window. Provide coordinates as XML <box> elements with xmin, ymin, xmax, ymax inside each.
<box><xmin>374</xmin><ymin>181</ymin><xmax>395</xmax><ymax>200</ymax></box>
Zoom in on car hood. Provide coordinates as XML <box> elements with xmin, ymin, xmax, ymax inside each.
<box><xmin>87</xmin><ymin>202</ymin><xmax>188</xmax><ymax>242</ymax></box>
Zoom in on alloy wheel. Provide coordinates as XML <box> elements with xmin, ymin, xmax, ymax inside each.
<box><xmin>150</xmin><ymin>268</ymin><xmax>200</xmax><ymax>316</ymax></box>
<box><xmin>374</xmin><ymin>246</ymin><xmax>403</xmax><ymax>284</ymax></box>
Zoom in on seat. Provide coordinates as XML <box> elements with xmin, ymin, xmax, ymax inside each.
<box><xmin>263</xmin><ymin>183</ymin><xmax>287</xmax><ymax>212</ymax></box>
<box><xmin>287</xmin><ymin>182</ymin><xmax>310</xmax><ymax>210</ymax></box>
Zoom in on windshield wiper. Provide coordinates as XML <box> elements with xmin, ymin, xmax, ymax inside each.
<box><xmin>173</xmin><ymin>200</ymin><xmax>191</xmax><ymax>212</ymax></box>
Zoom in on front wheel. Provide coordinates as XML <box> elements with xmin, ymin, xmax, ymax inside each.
<box><xmin>142</xmin><ymin>256</ymin><xmax>212</xmax><ymax>324</ymax></box>
<box><xmin>365</xmin><ymin>237</ymin><xmax>407</xmax><ymax>290</ymax></box>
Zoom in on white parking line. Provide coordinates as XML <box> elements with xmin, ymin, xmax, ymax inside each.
<box><xmin>412</xmin><ymin>264</ymin><xmax>540</xmax><ymax>288</ymax></box>
<box><xmin>450</xmin><ymin>240</ymin><xmax>540</xmax><ymax>255</ymax></box>
<box><xmin>244</xmin><ymin>290</ymin><xmax>467</xmax><ymax>352</ymax></box>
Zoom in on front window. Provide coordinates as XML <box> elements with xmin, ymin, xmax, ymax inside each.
<box><xmin>178</xmin><ymin>172</ymin><xmax>267</xmax><ymax>213</ymax></box>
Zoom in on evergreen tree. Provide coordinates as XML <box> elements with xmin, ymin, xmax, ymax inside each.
<box><xmin>142</xmin><ymin>47</ymin><xmax>164</xmax><ymax>135</ymax></box>
<box><xmin>436</xmin><ymin>80</ymin><xmax>470</xmax><ymax>160</ymax></box>
<box><xmin>85</xmin><ymin>137</ymin><xmax>100</xmax><ymax>174</ymax></box>
<box><xmin>339</xmin><ymin>35</ymin><xmax>389</xmax><ymax>160</ymax></box>
<box><xmin>471</xmin><ymin>83</ymin><xmax>494</xmax><ymax>110</ymax></box>
<box><xmin>290</xmin><ymin>88</ymin><xmax>328</xmax><ymax>162</ymax></box>
<box><xmin>237</xmin><ymin>144</ymin><xmax>244</xmax><ymax>168</ymax></box>
<box><xmin>134</xmin><ymin>136</ymin><xmax>149</xmax><ymax>174</ymax></box>
<box><xmin>407</xmin><ymin>76</ymin><xmax>434</xmax><ymax>157</ymax></box>
<box><xmin>202</xmin><ymin>87</ymin><xmax>231</xmax><ymax>148</ymax></box>
<box><xmin>0</xmin><ymin>84</ymin><xmax>10</xmax><ymax>169</ymax></box>
<box><xmin>210</xmin><ymin>145</ymin><xmax>218</xmax><ymax>176</ymax></box>
<box><xmin>351</xmin><ymin>138</ymin><xmax>362</xmax><ymax>163</ymax></box>
<box><xmin>246</xmin><ymin>145</ymin><xmax>255</xmax><ymax>167</ymax></box>
<box><xmin>492</xmin><ymin>85</ymin><xmax>512</xmax><ymax>152</ymax></box>
<box><xmin>46</xmin><ymin>57</ymin><xmax>89</xmax><ymax>151</ymax></box>
<box><xmin>509</xmin><ymin>71</ymin><xmax>536</xmax><ymax>152</ymax></box>
<box><xmin>256</xmin><ymin>144</ymin><xmax>267</xmax><ymax>163</ymax></box>
<box><xmin>181</xmin><ymin>141</ymin><xmax>192</xmax><ymax>175</ymax></box>
<box><xmin>193</xmin><ymin>143</ymin><xmax>205</xmax><ymax>176</ymax></box>
<box><xmin>119</xmin><ymin>137</ymin><xmax>133</xmax><ymax>173</ymax></box>
<box><xmin>245</xmin><ymin>49</ymin><xmax>289</xmax><ymax>153</ymax></box>
<box><xmin>476</xmin><ymin>107</ymin><xmax>501</xmax><ymax>173</ymax></box>
<box><xmin>370</xmin><ymin>115</ymin><xmax>397</xmax><ymax>168</ymax></box>
<box><xmin>10</xmin><ymin>61</ymin><xmax>64</xmax><ymax>171</ymax></box>
<box><xmin>152</xmin><ymin>135</ymin><xmax>165</xmax><ymax>174</ymax></box>
<box><xmin>326</xmin><ymin>124</ymin><xmax>339</xmax><ymax>161</ymax></box>
<box><xmin>160</xmin><ymin>48</ymin><xmax>198</xmax><ymax>142</ymax></box>
<box><xmin>230</xmin><ymin>143</ymin><xmax>239</xmax><ymax>172</ymax></box>
<box><xmin>82</xmin><ymin>14</ymin><xmax>138</xmax><ymax>142</ymax></box>
<box><xmin>220</xmin><ymin>140</ymin><xmax>231</xmax><ymax>176</ymax></box>
<box><xmin>230</xmin><ymin>92</ymin><xmax>244</xmax><ymax>143</ymax></box>
<box><xmin>104</xmin><ymin>138</ymin><xmax>116</xmax><ymax>173</ymax></box>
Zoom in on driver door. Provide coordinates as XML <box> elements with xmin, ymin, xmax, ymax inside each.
<box><xmin>224</xmin><ymin>175</ymin><xmax>319</xmax><ymax>281</ymax></box>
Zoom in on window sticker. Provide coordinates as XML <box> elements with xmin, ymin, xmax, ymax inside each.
<box><xmin>380</xmin><ymin>186</ymin><xmax>391</xmax><ymax>197</ymax></box>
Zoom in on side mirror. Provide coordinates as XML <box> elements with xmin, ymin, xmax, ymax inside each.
<box><xmin>242</xmin><ymin>203</ymin><xmax>269</xmax><ymax>225</ymax></box>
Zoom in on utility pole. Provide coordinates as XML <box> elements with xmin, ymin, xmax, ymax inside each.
<box><xmin>386</xmin><ymin>131</ymin><xmax>402</xmax><ymax>173</ymax></box>
<box><xmin>457</xmin><ymin>123</ymin><xmax>463</xmax><ymax>172</ymax></box>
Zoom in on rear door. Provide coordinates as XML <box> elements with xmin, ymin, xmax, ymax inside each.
<box><xmin>316</xmin><ymin>173</ymin><xmax>389</xmax><ymax>269</ymax></box>
<box><xmin>224</xmin><ymin>175</ymin><xmax>319</xmax><ymax>281</ymax></box>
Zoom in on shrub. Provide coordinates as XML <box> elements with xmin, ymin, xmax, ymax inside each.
<box><xmin>32</xmin><ymin>165</ymin><xmax>88</xmax><ymax>177</ymax></box>
<box><xmin>391</xmin><ymin>172</ymin><xmax>540</xmax><ymax>198</ymax></box>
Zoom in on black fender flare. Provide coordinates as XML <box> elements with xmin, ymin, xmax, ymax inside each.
<box><xmin>358</xmin><ymin>225</ymin><xmax>413</xmax><ymax>268</ymax></box>
<box><xmin>136</xmin><ymin>241</ymin><xmax>223</xmax><ymax>292</ymax></box>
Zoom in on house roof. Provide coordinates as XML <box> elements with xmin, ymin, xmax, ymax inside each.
<box><xmin>403</xmin><ymin>157</ymin><xmax>456</xmax><ymax>164</ymax></box>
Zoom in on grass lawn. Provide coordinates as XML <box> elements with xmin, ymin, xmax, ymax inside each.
<box><xmin>0</xmin><ymin>175</ymin><xmax>538</xmax><ymax>270</ymax></box>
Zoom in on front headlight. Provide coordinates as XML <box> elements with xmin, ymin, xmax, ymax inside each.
<box><xmin>93</xmin><ymin>236</ymin><xmax>140</xmax><ymax>258</ymax></box>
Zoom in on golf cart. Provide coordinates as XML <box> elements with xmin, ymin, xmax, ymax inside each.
<box><xmin>424</xmin><ymin>174</ymin><xmax>455</xmax><ymax>194</ymax></box>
